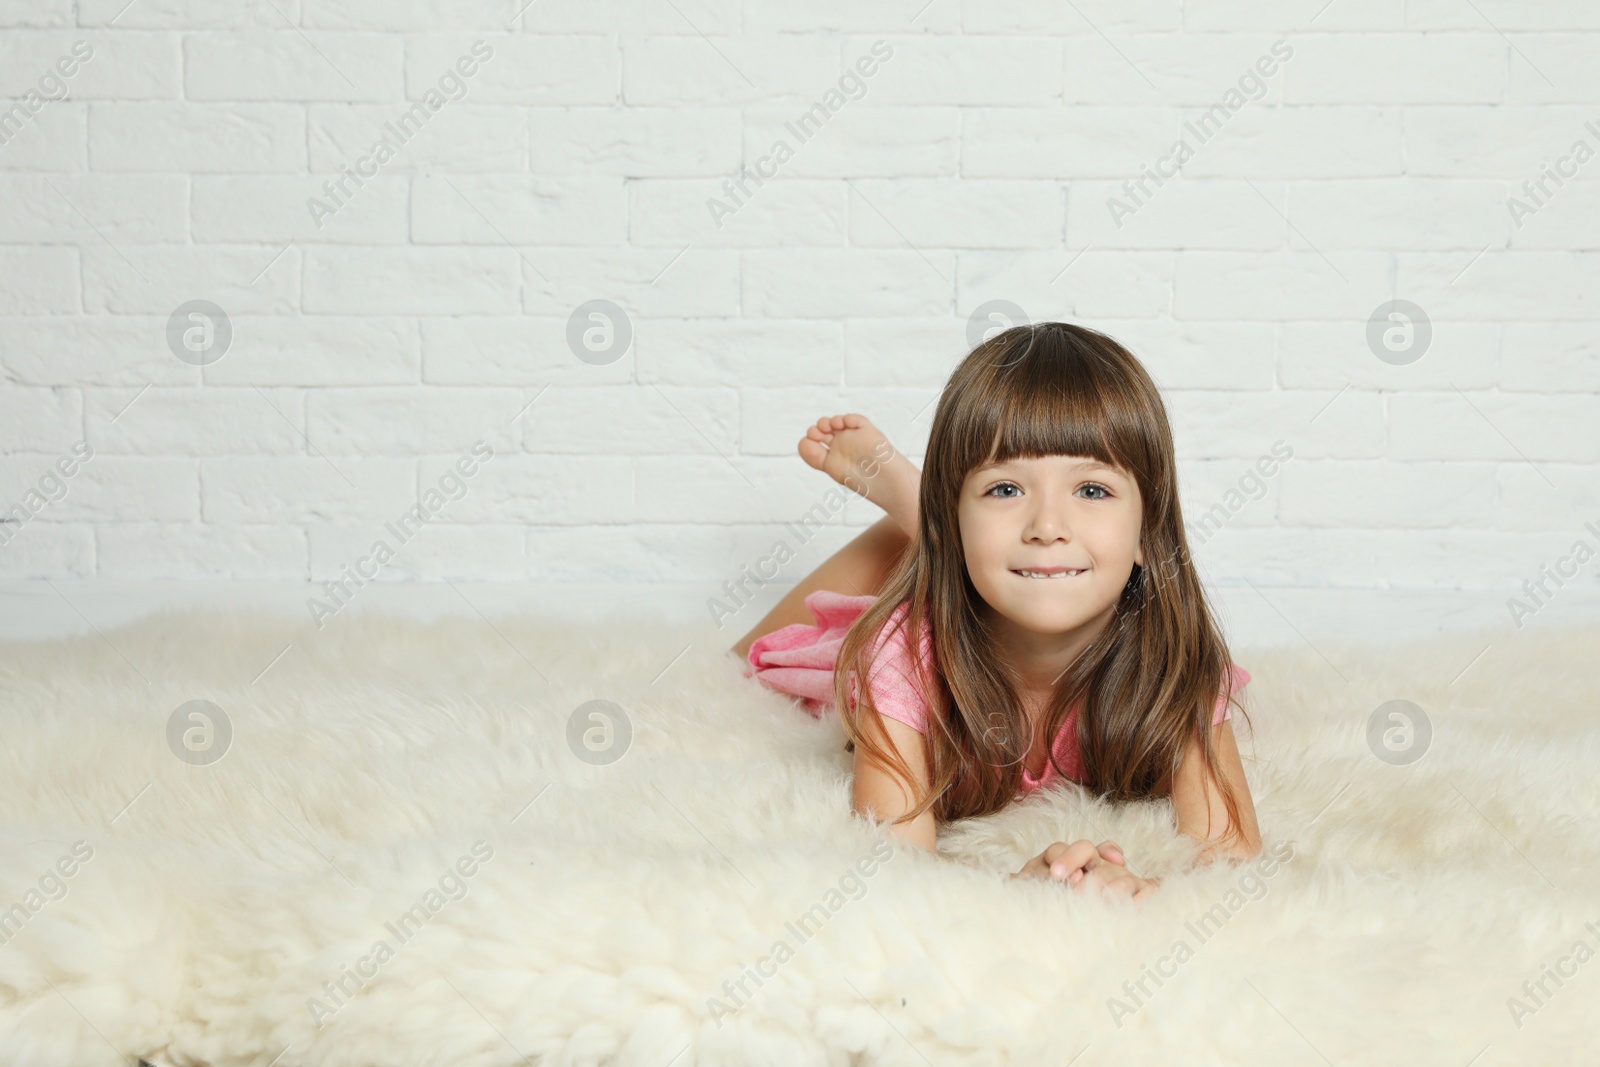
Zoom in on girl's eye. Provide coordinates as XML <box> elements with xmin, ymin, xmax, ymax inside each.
<box><xmin>984</xmin><ymin>482</ymin><xmax>1021</xmax><ymax>498</ymax></box>
<box><xmin>1080</xmin><ymin>483</ymin><xmax>1110</xmax><ymax>500</ymax></box>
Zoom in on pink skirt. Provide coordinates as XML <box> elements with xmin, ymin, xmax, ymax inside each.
<box><xmin>742</xmin><ymin>590</ymin><xmax>878</xmax><ymax>717</ymax></box>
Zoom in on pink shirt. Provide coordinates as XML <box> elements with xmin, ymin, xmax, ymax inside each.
<box><xmin>746</xmin><ymin>590</ymin><xmax>1251</xmax><ymax>794</ymax></box>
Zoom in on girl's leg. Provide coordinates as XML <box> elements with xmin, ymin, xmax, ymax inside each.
<box><xmin>729</xmin><ymin>515</ymin><xmax>911</xmax><ymax>662</ymax></box>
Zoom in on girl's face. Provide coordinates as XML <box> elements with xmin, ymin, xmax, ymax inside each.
<box><xmin>957</xmin><ymin>453</ymin><xmax>1144</xmax><ymax>642</ymax></box>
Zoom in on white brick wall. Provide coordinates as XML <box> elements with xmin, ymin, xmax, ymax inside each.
<box><xmin>1</xmin><ymin>2</ymin><xmax>1597</xmax><ymax>604</ymax></box>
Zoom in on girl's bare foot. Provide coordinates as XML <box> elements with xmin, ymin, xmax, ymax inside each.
<box><xmin>797</xmin><ymin>414</ymin><xmax>921</xmax><ymax>539</ymax></box>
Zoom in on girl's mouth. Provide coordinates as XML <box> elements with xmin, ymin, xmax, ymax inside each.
<box><xmin>1011</xmin><ymin>568</ymin><xmax>1086</xmax><ymax>580</ymax></box>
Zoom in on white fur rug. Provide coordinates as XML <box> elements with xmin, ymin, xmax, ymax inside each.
<box><xmin>1</xmin><ymin>606</ymin><xmax>1597</xmax><ymax>1066</ymax></box>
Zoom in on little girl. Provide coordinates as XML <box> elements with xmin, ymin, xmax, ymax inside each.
<box><xmin>732</xmin><ymin>322</ymin><xmax>1260</xmax><ymax>901</ymax></box>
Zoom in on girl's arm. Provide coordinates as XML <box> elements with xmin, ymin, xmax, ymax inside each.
<box><xmin>851</xmin><ymin>714</ymin><xmax>938</xmax><ymax>851</ymax></box>
<box><xmin>851</xmin><ymin>714</ymin><xmax>1138</xmax><ymax>891</ymax></box>
<box><xmin>1171</xmin><ymin>719</ymin><xmax>1262</xmax><ymax>864</ymax></box>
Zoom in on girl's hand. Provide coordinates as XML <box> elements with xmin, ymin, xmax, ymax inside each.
<box><xmin>1071</xmin><ymin>853</ymin><xmax>1161</xmax><ymax>902</ymax></box>
<box><xmin>1010</xmin><ymin>839</ymin><xmax>1127</xmax><ymax>883</ymax></box>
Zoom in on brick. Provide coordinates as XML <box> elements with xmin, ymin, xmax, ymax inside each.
<box><xmin>1173</xmin><ymin>251</ymin><xmax>1393</xmax><ymax>320</ymax></box>
<box><xmin>1284</xmin><ymin>34</ymin><xmax>1506</xmax><ymax>104</ymax></box>
<box><xmin>1398</xmin><ymin>251</ymin><xmax>1600</xmax><ymax>320</ymax></box>
<box><xmin>185</xmin><ymin>32</ymin><xmax>403</xmax><ymax>102</ymax></box>
<box><xmin>312</xmin><ymin>103</ymin><xmax>528</xmax><ymax>172</ymax></box>
<box><xmin>639</xmin><ymin>318</ymin><xmax>843</xmax><ymax>387</ymax></box>
<box><xmin>521</xmin><ymin>249</ymin><xmax>740</xmax><ymax>318</ymax></box>
<box><xmin>0</xmin><ymin>316</ymin><xmax>202</xmax><ymax>385</ymax></box>
<box><xmin>520</xmin><ymin>385</ymin><xmax>738</xmax><ymax>454</ymax></box>
<box><xmin>411</xmin><ymin>175</ymin><xmax>626</xmax><ymax>245</ymax></box>
<box><xmin>749</xmin><ymin>2</ymin><xmax>957</xmax><ymax>32</ymax></box>
<box><xmin>0</xmin><ymin>1</ymin><xmax>71</xmax><ymax>27</ymax></box>
<box><xmin>532</xmin><ymin>107</ymin><xmax>738</xmax><ymax>176</ymax></box>
<box><xmin>1180</xmin><ymin>456</ymin><xmax>1287</xmax><ymax>533</ymax></box>
<box><xmin>1288</xmin><ymin>179</ymin><xmax>1507</xmax><ymax>250</ymax></box>
<box><xmin>1183</xmin><ymin>0</ymin><xmax>1403</xmax><ymax>31</ymax></box>
<box><xmin>738</xmin><ymin>387</ymin><xmax>936</xmax><ymax>456</ymax></box>
<box><xmin>1506</xmin><ymin>35</ymin><xmax>1600</xmax><ymax>105</ymax></box>
<box><xmin>514</xmin><ymin>0</ymin><xmax>739</xmax><ymax>34</ymax></box>
<box><xmin>962</xmin><ymin>108</ymin><xmax>1175</xmax><ymax>178</ymax></box>
<box><xmin>1388</xmin><ymin>392</ymin><xmax>1600</xmax><ymax>462</ymax></box>
<box><xmin>843</xmin><ymin>317</ymin><xmax>968</xmax><ymax>387</ymax></box>
<box><xmin>406</xmin><ymin>34</ymin><xmax>616</xmax><ymax>105</ymax></box>
<box><xmin>1280</xmin><ymin>460</ymin><xmax>1497</xmax><ymax>527</ymax></box>
<box><xmin>85</xmin><ymin>386</ymin><xmax>307</xmax><ymax>454</ymax></box>
<box><xmin>303</xmin><ymin>247</ymin><xmax>519</xmax><ymax>314</ymax></box>
<box><xmin>0</xmin><ymin>248</ymin><xmax>78</xmax><ymax>314</ymax></box>
<box><xmin>98</xmin><ymin>522</ymin><xmax>307</xmax><ymax>578</ymax></box>
<box><xmin>631</xmin><ymin>178</ymin><xmax>845</xmax><ymax>248</ymax></box>
<box><xmin>1101</xmin><ymin>320</ymin><xmax>1276</xmax><ymax>389</ymax></box>
<box><xmin>0</xmin><ymin>102</ymin><xmax>85</xmax><ymax>170</ymax></box>
<box><xmin>1069</xmin><ymin>179</ymin><xmax>1287</xmax><ymax>250</ymax></box>
<box><xmin>1404</xmin><ymin>0</ymin><xmax>1600</xmax><ymax>30</ymax></box>
<box><xmin>1507</xmin><ymin>181</ymin><xmax>1600</xmax><ymax>251</ymax></box>
<box><xmin>202</xmin><ymin>457</ymin><xmax>416</xmax><ymax>522</ymax></box>
<box><xmin>749</xmin><ymin>106</ymin><xmax>956</xmax><ymax>178</ymax></box>
<box><xmin>744</xmin><ymin>249</ymin><xmax>952</xmax><ymax>317</ymax></box>
<box><xmin>1496</xmin><ymin>463</ymin><xmax>1600</xmax><ymax>531</ymax></box>
<box><xmin>201</xmin><ymin>317</ymin><xmax>421</xmax><ymax>385</ymax></box>
<box><xmin>636</xmin><ymin>454</ymin><xmax>829</xmax><ymax>523</ymax></box>
<box><xmin>1165</xmin><ymin>388</ymin><xmax>1385</xmax><ymax>459</ymax></box>
<box><xmin>2</xmin><ymin>456</ymin><xmax>199</xmax><ymax>522</ymax></box>
<box><xmin>83</xmin><ymin>246</ymin><xmax>300</xmax><ymax>314</ymax></box>
<box><xmin>301</xmin><ymin>0</ymin><xmax>511</xmax><ymax>31</ymax></box>
<box><xmin>1499</xmin><ymin>323</ymin><xmax>1600</xmax><ymax>392</ymax></box>
<box><xmin>443</xmin><ymin>456</ymin><xmax>634</xmax><ymax>523</ymax></box>
<box><xmin>841</xmin><ymin>35</ymin><xmax>1057</xmax><ymax>105</ymax></box>
<box><xmin>310</xmin><ymin>522</ymin><xmax>525</xmax><ymax>581</ymax></box>
<box><xmin>1278</xmin><ymin>321</ymin><xmax>1498</xmax><ymax>391</ymax></box>
<box><xmin>193</xmin><ymin>176</ymin><xmax>408</xmax><ymax>244</ymax></box>
<box><xmin>0</xmin><ymin>387</ymin><xmax>81</xmax><ymax>451</ymax></box>
<box><xmin>958</xmin><ymin>250</ymin><xmax>1172</xmax><ymax>320</ymax></box>
<box><xmin>525</xmin><ymin>523</ymin><xmax>746</xmax><ymax>583</ymax></box>
<box><xmin>845</xmin><ymin>179</ymin><xmax>1063</xmax><ymax>249</ymax></box>
<box><xmin>421</xmin><ymin>316</ymin><xmax>629</xmax><ymax>385</ymax></box>
<box><xmin>622</xmin><ymin>35</ymin><xmax>839</xmax><ymax>106</ymax></box>
<box><xmin>0</xmin><ymin>522</ymin><xmax>93</xmax><ymax>579</ymax></box>
<box><xmin>0</xmin><ymin>32</ymin><xmax>179</xmax><ymax>99</ymax></box>
<box><xmin>1063</xmin><ymin>34</ymin><xmax>1290</xmax><ymax>106</ymax></box>
<box><xmin>89</xmin><ymin>103</ymin><xmax>305</xmax><ymax>172</ymax></box>
<box><xmin>78</xmin><ymin>0</ymin><xmax>301</xmax><ymax>27</ymax></box>
<box><xmin>1178</xmin><ymin>106</ymin><xmax>1405</xmax><ymax>178</ymax></box>
<box><xmin>0</xmin><ymin>174</ymin><xmax>186</xmax><ymax>242</ymax></box>
<box><xmin>1404</xmin><ymin>106</ymin><xmax>1593</xmax><ymax>178</ymax></box>
<box><xmin>305</xmin><ymin>386</ymin><xmax>523</xmax><ymax>453</ymax></box>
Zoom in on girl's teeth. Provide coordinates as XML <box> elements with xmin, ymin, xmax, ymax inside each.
<box><xmin>1016</xmin><ymin>569</ymin><xmax>1082</xmax><ymax>579</ymax></box>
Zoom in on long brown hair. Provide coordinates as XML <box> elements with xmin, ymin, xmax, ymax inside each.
<box><xmin>833</xmin><ymin>322</ymin><xmax>1252</xmax><ymax>846</ymax></box>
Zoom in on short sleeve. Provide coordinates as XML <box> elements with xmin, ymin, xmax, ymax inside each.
<box><xmin>1212</xmin><ymin>663</ymin><xmax>1251</xmax><ymax>725</ymax></box>
<box><xmin>848</xmin><ymin>603</ymin><xmax>933</xmax><ymax>733</ymax></box>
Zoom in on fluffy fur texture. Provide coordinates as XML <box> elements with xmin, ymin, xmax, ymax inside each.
<box><xmin>1</xmin><ymin>608</ymin><xmax>1597</xmax><ymax>1066</ymax></box>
